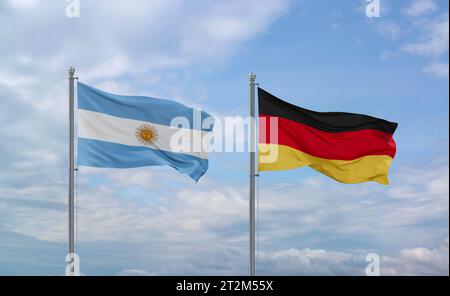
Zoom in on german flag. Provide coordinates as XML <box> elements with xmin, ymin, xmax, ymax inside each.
<box><xmin>258</xmin><ymin>88</ymin><xmax>398</xmax><ymax>185</ymax></box>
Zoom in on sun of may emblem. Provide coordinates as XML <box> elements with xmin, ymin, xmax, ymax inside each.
<box><xmin>135</xmin><ymin>123</ymin><xmax>158</xmax><ymax>146</ymax></box>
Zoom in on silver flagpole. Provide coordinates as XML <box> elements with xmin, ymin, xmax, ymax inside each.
<box><xmin>68</xmin><ymin>67</ymin><xmax>76</xmax><ymax>276</ymax></box>
<box><xmin>249</xmin><ymin>72</ymin><xmax>256</xmax><ymax>276</ymax></box>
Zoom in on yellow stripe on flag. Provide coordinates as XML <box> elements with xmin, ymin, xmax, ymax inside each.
<box><xmin>258</xmin><ymin>144</ymin><xmax>393</xmax><ymax>185</ymax></box>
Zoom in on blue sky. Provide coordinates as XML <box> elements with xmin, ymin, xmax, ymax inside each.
<box><xmin>0</xmin><ymin>0</ymin><xmax>448</xmax><ymax>275</ymax></box>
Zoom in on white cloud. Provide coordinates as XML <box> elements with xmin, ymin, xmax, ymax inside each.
<box><xmin>403</xmin><ymin>0</ymin><xmax>438</xmax><ymax>17</ymax></box>
<box><xmin>382</xmin><ymin>239</ymin><xmax>449</xmax><ymax>275</ymax></box>
<box><xmin>401</xmin><ymin>13</ymin><xmax>449</xmax><ymax>57</ymax></box>
<box><xmin>379</xmin><ymin>50</ymin><xmax>396</xmax><ymax>61</ymax></box>
<box><xmin>0</xmin><ymin>148</ymin><xmax>448</xmax><ymax>274</ymax></box>
<box><xmin>376</xmin><ymin>21</ymin><xmax>403</xmax><ymax>40</ymax></box>
<box><xmin>257</xmin><ymin>238</ymin><xmax>449</xmax><ymax>275</ymax></box>
<box><xmin>7</xmin><ymin>0</ymin><xmax>40</xmax><ymax>9</ymax></box>
<box><xmin>1</xmin><ymin>137</ymin><xmax>448</xmax><ymax>244</ymax></box>
<box><xmin>423</xmin><ymin>62</ymin><xmax>449</xmax><ymax>78</ymax></box>
<box><xmin>0</xmin><ymin>0</ymin><xmax>289</xmax><ymax>117</ymax></box>
<box><xmin>1</xmin><ymin>154</ymin><xmax>447</xmax><ymax>274</ymax></box>
<box><xmin>374</xmin><ymin>5</ymin><xmax>448</xmax><ymax>79</ymax></box>
<box><xmin>258</xmin><ymin>248</ymin><xmax>357</xmax><ymax>275</ymax></box>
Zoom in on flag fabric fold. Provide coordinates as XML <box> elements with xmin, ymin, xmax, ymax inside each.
<box><xmin>77</xmin><ymin>82</ymin><xmax>214</xmax><ymax>181</ymax></box>
<box><xmin>258</xmin><ymin>88</ymin><xmax>398</xmax><ymax>184</ymax></box>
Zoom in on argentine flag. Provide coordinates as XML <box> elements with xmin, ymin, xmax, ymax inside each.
<box><xmin>77</xmin><ymin>82</ymin><xmax>214</xmax><ymax>181</ymax></box>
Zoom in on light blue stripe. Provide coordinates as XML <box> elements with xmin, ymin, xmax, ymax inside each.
<box><xmin>78</xmin><ymin>138</ymin><xmax>208</xmax><ymax>182</ymax></box>
<box><xmin>77</xmin><ymin>82</ymin><xmax>213</xmax><ymax>132</ymax></box>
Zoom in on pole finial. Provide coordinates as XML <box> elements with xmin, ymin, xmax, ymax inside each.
<box><xmin>249</xmin><ymin>72</ymin><xmax>256</xmax><ymax>82</ymax></box>
<box><xmin>68</xmin><ymin>67</ymin><xmax>75</xmax><ymax>77</ymax></box>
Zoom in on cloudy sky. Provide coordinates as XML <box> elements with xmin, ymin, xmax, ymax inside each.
<box><xmin>0</xmin><ymin>0</ymin><xmax>448</xmax><ymax>275</ymax></box>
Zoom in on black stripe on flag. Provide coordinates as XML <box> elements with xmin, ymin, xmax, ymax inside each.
<box><xmin>258</xmin><ymin>88</ymin><xmax>398</xmax><ymax>135</ymax></box>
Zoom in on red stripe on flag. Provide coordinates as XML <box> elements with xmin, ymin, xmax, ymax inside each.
<box><xmin>259</xmin><ymin>115</ymin><xmax>396</xmax><ymax>160</ymax></box>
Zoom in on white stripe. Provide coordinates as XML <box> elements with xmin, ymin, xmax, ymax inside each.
<box><xmin>78</xmin><ymin>109</ymin><xmax>210</xmax><ymax>159</ymax></box>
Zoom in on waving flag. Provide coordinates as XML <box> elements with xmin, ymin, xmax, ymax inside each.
<box><xmin>258</xmin><ymin>88</ymin><xmax>397</xmax><ymax>184</ymax></box>
<box><xmin>77</xmin><ymin>82</ymin><xmax>214</xmax><ymax>181</ymax></box>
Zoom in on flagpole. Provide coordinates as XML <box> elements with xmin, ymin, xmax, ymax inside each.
<box><xmin>68</xmin><ymin>67</ymin><xmax>76</xmax><ymax>276</ymax></box>
<box><xmin>249</xmin><ymin>72</ymin><xmax>256</xmax><ymax>276</ymax></box>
